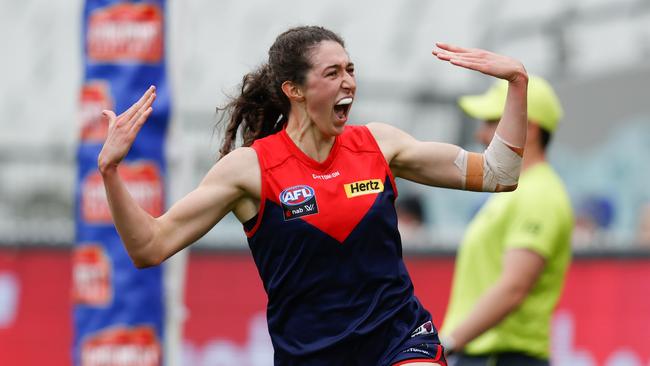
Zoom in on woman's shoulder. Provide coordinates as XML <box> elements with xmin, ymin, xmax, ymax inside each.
<box><xmin>364</xmin><ymin>122</ymin><xmax>403</xmax><ymax>140</ymax></box>
<box><xmin>204</xmin><ymin>146</ymin><xmax>261</xmax><ymax>194</ymax></box>
<box><xmin>213</xmin><ymin>147</ymin><xmax>260</xmax><ymax>176</ymax></box>
<box><xmin>362</xmin><ymin>122</ymin><xmax>406</xmax><ymax>156</ymax></box>
<box><xmin>226</xmin><ymin>146</ymin><xmax>259</xmax><ymax>161</ymax></box>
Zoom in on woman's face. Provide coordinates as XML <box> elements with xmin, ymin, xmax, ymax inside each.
<box><xmin>301</xmin><ymin>40</ymin><xmax>356</xmax><ymax>136</ymax></box>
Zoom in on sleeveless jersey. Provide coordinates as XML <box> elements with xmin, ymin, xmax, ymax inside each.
<box><xmin>245</xmin><ymin>125</ymin><xmax>433</xmax><ymax>365</ymax></box>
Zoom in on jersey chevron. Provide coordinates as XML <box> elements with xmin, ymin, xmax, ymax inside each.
<box><xmin>249</xmin><ymin>125</ymin><xmax>397</xmax><ymax>243</ymax></box>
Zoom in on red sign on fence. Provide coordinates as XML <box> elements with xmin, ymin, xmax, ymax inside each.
<box><xmin>81</xmin><ymin>162</ymin><xmax>164</xmax><ymax>224</ymax></box>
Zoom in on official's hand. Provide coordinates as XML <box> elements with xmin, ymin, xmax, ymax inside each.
<box><xmin>98</xmin><ymin>86</ymin><xmax>156</xmax><ymax>173</ymax></box>
<box><xmin>440</xmin><ymin>333</ymin><xmax>458</xmax><ymax>357</ymax></box>
<box><xmin>432</xmin><ymin>43</ymin><xmax>527</xmax><ymax>83</ymax></box>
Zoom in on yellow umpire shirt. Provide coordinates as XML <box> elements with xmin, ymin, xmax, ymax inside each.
<box><xmin>442</xmin><ymin>162</ymin><xmax>574</xmax><ymax>359</ymax></box>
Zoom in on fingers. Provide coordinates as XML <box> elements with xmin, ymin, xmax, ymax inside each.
<box><xmin>103</xmin><ymin>86</ymin><xmax>156</xmax><ymax>140</ymax></box>
<box><xmin>433</xmin><ymin>43</ymin><xmax>486</xmax><ymax>60</ymax></box>
<box><xmin>130</xmin><ymin>107</ymin><xmax>153</xmax><ymax>136</ymax></box>
<box><xmin>102</xmin><ymin>110</ymin><xmax>117</xmax><ymax>126</ymax></box>
<box><xmin>119</xmin><ymin>85</ymin><xmax>156</xmax><ymax>121</ymax></box>
<box><xmin>434</xmin><ymin>42</ymin><xmax>472</xmax><ymax>54</ymax></box>
<box><xmin>114</xmin><ymin>86</ymin><xmax>156</xmax><ymax>133</ymax></box>
<box><xmin>434</xmin><ymin>47</ymin><xmax>525</xmax><ymax>80</ymax></box>
<box><xmin>432</xmin><ymin>43</ymin><xmax>503</xmax><ymax>75</ymax></box>
<box><xmin>130</xmin><ymin>92</ymin><xmax>156</xmax><ymax>135</ymax></box>
<box><xmin>432</xmin><ymin>49</ymin><xmax>453</xmax><ymax>61</ymax></box>
<box><xmin>432</xmin><ymin>50</ymin><xmax>483</xmax><ymax>66</ymax></box>
<box><xmin>448</xmin><ymin>58</ymin><xmax>486</xmax><ymax>74</ymax></box>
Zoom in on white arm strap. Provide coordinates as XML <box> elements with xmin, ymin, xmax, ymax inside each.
<box><xmin>454</xmin><ymin>133</ymin><xmax>522</xmax><ymax>192</ymax></box>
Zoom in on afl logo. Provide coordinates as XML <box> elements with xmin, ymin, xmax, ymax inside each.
<box><xmin>279</xmin><ymin>185</ymin><xmax>319</xmax><ymax>220</ymax></box>
<box><xmin>280</xmin><ymin>185</ymin><xmax>315</xmax><ymax>206</ymax></box>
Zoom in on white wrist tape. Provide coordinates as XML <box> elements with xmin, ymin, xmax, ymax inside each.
<box><xmin>454</xmin><ymin>133</ymin><xmax>522</xmax><ymax>192</ymax></box>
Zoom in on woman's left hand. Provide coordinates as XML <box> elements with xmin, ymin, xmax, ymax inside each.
<box><xmin>432</xmin><ymin>43</ymin><xmax>527</xmax><ymax>83</ymax></box>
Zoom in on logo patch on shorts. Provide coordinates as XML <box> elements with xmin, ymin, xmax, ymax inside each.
<box><xmin>343</xmin><ymin>179</ymin><xmax>384</xmax><ymax>198</ymax></box>
<box><xmin>411</xmin><ymin>320</ymin><xmax>436</xmax><ymax>338</ymax></box>
<box><xmin>279</xmin><ymin>185</ymin><xmax>319</xmax><ymax>220</ymax></box>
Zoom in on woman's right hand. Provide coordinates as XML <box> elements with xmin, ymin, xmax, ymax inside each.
<box><xmin>98</xmin><ymin>86</ymin><xmax>156</xmax><ymax>174</ymax></box>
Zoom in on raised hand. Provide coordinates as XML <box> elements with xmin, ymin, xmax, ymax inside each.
<box><xmin>432</xmin><ymin>43</ymin><xmax>527</xmax><ymax>83</ymax></box>
<box><xmin>98</xmin><ymin>86</ymin><xmax>156</xmax><ymax>173</ymax></box>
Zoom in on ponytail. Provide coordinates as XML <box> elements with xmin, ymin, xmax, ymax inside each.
<box><xmin>217</xmin><ymin>64</ymin><xmax>288</xmax><ymax>157</ymax></box>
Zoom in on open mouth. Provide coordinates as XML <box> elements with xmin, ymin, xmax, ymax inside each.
<box><xmin>334</xmin><ymin>97</ymin><xmax>353</xmax><ymax>121</ymax></box>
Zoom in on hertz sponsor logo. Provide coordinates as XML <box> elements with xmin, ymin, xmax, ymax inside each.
<box><xmin>81</xmin><ymin>326</ymin><xmax>161</xmax><ymax>366</ymax></box>
<box><xmin>87</xmin><ymin>3</ymin><xmax>163</xmax><ymax>63</ymax></box>
<box><xmin>344</xmin><ymin>179</ymin><xmax>384</xmax><ymax>198</ymax></box>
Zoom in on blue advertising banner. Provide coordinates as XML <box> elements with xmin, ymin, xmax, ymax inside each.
<box><xmin>73</xmin><ymin>1</ymin><xmax>169</xmax><ymax>365</ymax></box>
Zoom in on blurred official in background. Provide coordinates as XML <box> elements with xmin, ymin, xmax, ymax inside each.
<box><xmin>441</xmin><ymin>76</ymin><xmax>574</xmax><ymax>366</ymax></box>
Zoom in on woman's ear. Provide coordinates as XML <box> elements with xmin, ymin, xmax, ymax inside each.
<box><xmin>281</xmin><ymin>81</ymin><xmax>305</xmax><ymax>102</ymax></box>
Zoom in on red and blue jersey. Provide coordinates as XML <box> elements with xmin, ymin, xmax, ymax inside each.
<box><xmin>245</xmin><ymin>125</ymin><xmax>435</xmax><ymax>365</ymax></box>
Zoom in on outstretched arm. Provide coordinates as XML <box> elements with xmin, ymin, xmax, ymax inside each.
<box><xmin>441</xmin><ymin>249</ymin><xmax>545</xmax><ymax>354</ymax></box>
<box><xmin>370</xmin><ymin>44</ymin><xmax>527</xmax><ymax>192</ymax></box>
<box><xmin>433</xmin><ymin>43</ymin><xmax>528</xmax><ymax>149</ymax></box>
<box><xmin>98</xmin><ymin>86</ymin><xmax>258</xmax><ymax>268</ymax></box>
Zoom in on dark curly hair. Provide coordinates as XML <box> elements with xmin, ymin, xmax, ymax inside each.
<box><xmin>216</xmin><ymin>25</ymin><xmax>345</xmax><ymax>157</ymax></box>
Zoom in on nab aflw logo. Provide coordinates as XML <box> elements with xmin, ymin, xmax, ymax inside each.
<box><xmin>344</xmin><ymin>179</ymin><xmax>384</xmax><ymax>198</ymax></box>
<box><xmin>279</xmin><ymin>185</ymin><xmax>318</xmax><ymax>221</ymax></box>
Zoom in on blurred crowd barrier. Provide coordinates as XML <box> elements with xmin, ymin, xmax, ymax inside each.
<box><xmin>2</xmin><ymin>248</ymin><xmax>649</xmax><ymax>365</ymax></box>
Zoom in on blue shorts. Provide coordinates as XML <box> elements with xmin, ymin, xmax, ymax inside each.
<box><xmin>388</xmin><ymin>335</ymin><xmax>447</xmax><ymax>366</ymax></box>
<box><xmin>273</xmin><ymin>317</ymin><xmax>447</xmax><ymax>365</ymax></box>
